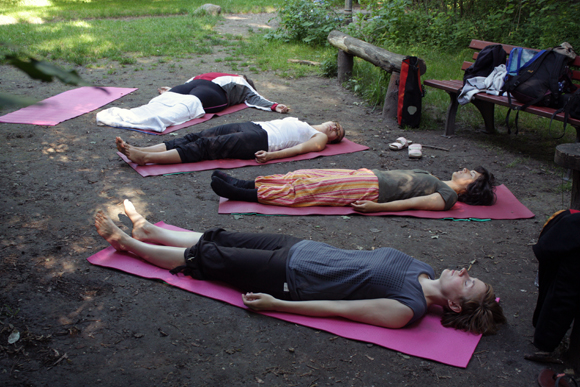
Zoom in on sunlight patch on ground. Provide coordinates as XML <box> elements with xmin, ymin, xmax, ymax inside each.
<box><xmin>42</xmin><ymin>143</ymin><xmax>68</xmax><ymax>155</ymax></box>
<box><xmin>20</xmin><ymin>0</ymin><xmax>53</xmax><ymax>6</ymax></box>
<box><xmin>222</xmin><ymin>15</ymin><xmax>273</xmax><ymax>30</ymax></box>
<box><xmin>261</xmin><ymin>80</ymin><xmax>290</xmax><ymax>91</ymax></box>
<box><xmin>0</xmin><ymin>13</ymin><xmax>45</xmax><ymax>25</ymax></box>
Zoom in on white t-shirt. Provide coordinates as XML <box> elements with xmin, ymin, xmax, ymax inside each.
<box><xmin>254</xmin><ymin>117</ymin><xmax>319</xmax><ymax>152</ymax></box>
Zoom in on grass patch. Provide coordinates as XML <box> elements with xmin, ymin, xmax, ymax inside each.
<box><xmin>0</xmin><ymin>0</ymin><xmax>283</xmax><ymax>23</ymax></box>
<box><xmin>0</xmin><ymin>15</ymin><xmax>221</xmax><ymax>64</ymax></box>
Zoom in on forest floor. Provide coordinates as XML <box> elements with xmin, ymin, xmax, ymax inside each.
<box><xmin>0</xmin><ymin>12</ymin><xmax>576</xmax><ymax>387</ymax></box>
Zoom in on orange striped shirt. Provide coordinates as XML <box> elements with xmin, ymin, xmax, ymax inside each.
<box><xmin>256</xmin><ymin>169</ymin><xmax>379</xmax><ymax>207</ymax></box>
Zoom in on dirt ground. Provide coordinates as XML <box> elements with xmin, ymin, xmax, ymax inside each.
<box><xmin>0</xmin><ymin>12</ymin><xmax>577</xmax><ymax>387</ymax></box>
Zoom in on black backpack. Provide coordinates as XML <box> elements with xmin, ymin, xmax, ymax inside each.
<box><xmin>502</xmin><ymin>48</ymin><xmax>575</xmax><ymax>133</ymax></box>
<box><xmin>548</xmin><ymin>87</ymin><xmax>580</xmax><ymax>138</ymax></box>
<box><xmin>463</xmin><ymin>44</ymin><xmax>506</xmax><ymax>84</ymax></box>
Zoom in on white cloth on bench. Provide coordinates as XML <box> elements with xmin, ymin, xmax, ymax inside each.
<box><xmin>458</xmin><ymin>64</ymin><xmax>507</xmax><ymax>105</ymax></box>
<box><xmin>96</xmin><ymin>91</ymin><xmax>206</xmax><ymax>132</ymax></box>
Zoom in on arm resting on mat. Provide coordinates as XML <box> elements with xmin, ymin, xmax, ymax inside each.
<box><xmin>350</xmin><ymin>193</ymin><xmax>446</xmax><ymax>213</ymax></box>
<box><xmin>254</xmin><ymin>133</ymin><xmax>328</xmax><ymax>163</ymax></box>
<box><xmin>242</xmin><ymin>293</ymin><xmax>413</xmax><ymax>329</ymax></box>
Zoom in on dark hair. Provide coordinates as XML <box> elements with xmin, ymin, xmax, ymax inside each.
<box><xmin>441</xmin><ymin>283</ymin><xmax>506</xmax><ymax>335</ymax></box>
<box><xmin>329</xmin><ymin>121</ymin><xmax>345</xmax><ymax>144</ymax></box>
<box><xmin>457</xmin><ymin>166</ymin><xmax>497</xmax><ymax>206</ymax></box>
<box><xmin>241</xmin><ymin>75</ymin><xmax>256</xmax><ymax>90</ymax></box>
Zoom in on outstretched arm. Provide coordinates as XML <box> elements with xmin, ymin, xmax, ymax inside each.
<box><xmin>255</xmin><ymin>133</ymin><xmax>328</xmax><ymax>163</ymax></box>
<box><xmin>350</xmin><ymin>192</ymin><xmax>446</xmax><ymax>213</ymax></box>
<box><xmin>242</xmin><ymin>293</ymin><xmax>414</xmax><ymax>329</ymax></box>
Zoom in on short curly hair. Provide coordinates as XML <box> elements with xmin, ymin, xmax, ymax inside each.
<box><xmin>441</xmin><ymin>283</ymin><xmax>506</xmax><ymax>335</ymax></box>
<box><xmin>457</xmin><ymin>166</ymin><xmax>497</xmax><ymax>206</ymax></box>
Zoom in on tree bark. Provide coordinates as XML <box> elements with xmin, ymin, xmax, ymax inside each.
<box><xmin>337</xmin><ymin>50</ymin><xmax>353</xmax><ymax>84</ymax></box>
<box><xmin>327</xmin><ymin>30</ymin><xmax>426</xmax><ymax>75</ymax></box>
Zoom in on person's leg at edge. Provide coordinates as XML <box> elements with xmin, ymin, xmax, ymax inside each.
<box><xmin>211</xmin><ymin>176</ymin><xmax>258</xmax><ymax>202</ymax></box>
<box><xmin>212</xmin><ymin>171</ymin><xmax>255</xmax><ymax>189</ymax></box>
<box><xmin>123</xmin><ymin>199</ymin><xmax>201</xmax><ymax>247</ymax></box>
<box><xmin>95</xmin><ymin>210</ymin><xmax>188</xmax><ymax>270</ymax></box>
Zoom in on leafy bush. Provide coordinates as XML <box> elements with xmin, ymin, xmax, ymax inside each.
<box><xmin>265</xmin><ymin>0</ymin><xmax>344</xmax><ymax>46</ymax></box>
<box><xmin>345</xmin><ymin>0</ymin><xmax>580</xmax><ymax>51</ymax></box>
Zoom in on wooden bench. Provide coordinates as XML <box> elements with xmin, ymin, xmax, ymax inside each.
<box><xmin>424</xmin><ymin>40</ymin><xmax>580</xmax><ymax>140</ymax></box>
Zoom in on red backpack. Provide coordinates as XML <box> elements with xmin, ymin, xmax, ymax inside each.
<box><xmin>397</xmin><ymin>56</ymin><xmax>424</xmax><ymax>128</ymax></box>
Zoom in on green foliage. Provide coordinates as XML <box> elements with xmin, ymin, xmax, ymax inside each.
<box><xmin>320</xmin><ymin>55</ymin><xmax>338</xmax><ymax>78</ymax></box>
<box><xmin>265</xmin><ymin>0</ymin><xmax>344</xmax><ymax>46</ymax></box>
<box><xmin>345</xmin><ymin>0</ymin><xmax>580</xmax><ymax>50</ymax></box>
<box><xmin>0</xmin><ymin>52</ymin><xmax>91</xmax><ymax>108</ymax></box>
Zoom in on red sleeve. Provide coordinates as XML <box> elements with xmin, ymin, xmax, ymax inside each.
<box><xmin>193</xmin><ymin>72</ymin><xmax>239</xmax><ymax>81</ymax></box>
<box><xmin>270</xmin><ymin>103</ymin><xmax>279</xmax><ymax>111</ymax></box>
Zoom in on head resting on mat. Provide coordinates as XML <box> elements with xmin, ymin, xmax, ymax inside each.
<box><xmin>437</xmin><ymin>268</ymin><xmax>506</xmax><ymax>335</ymax></box>
<box><xmin>241</xmin><ymin>75</ymin><xmax>256</xmax><ymax>90</ymax></box>
<box><xmin>312</xmin><ymin>121</ymin><xmax>344</xmax><ymax>144</ymax></box>
<box><xmin>451</xmin><ymin>166</ymin><xmax>497</xmax><ymax>206</ymax></box>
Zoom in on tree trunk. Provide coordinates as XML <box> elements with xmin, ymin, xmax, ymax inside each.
<box><xmin>327</xmin><ymin>30</ymin><xmax>427</xmax><ymax>75</ymax></box>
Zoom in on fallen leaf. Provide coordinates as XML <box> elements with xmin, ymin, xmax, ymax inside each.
<box><xmin>8</xmin><ymin>330</ymin><xmax>20</xmax><ymax>344</ymax></box>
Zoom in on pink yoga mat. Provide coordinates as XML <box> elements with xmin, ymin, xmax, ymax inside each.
<box><xmin>123</xmin><ymin>104</ymin><xmax>248</xmax><ymax>135</ymax></box>
<box><xmin>87</xmin><ymin>221</ymin><xmax>481</xmax><ymax>368</ymax></box>
<box><xmin>117</xmin><ymin>138</ymin><xmax>369</xmax><ymax>176</ymax></box>
<box><xmin>218</xmin><ymin>184</ymin><xmax>534</xmax><ymax>220</ymax></box>
<box><xmin>0</xmin><ymin>87</ymin><xmax>137</xmax><ymax>126</ymax></box>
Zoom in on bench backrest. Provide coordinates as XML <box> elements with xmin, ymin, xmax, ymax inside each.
<box><xmin>462</xmin><ymin>39</ymin><xmax>580</xmax><ymax>83</ymax></box>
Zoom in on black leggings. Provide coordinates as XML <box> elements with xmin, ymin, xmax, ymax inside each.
<box><xmin>169</xmin><ymin>79</ymin><xmax>228</xmax><ymax>113</ymax></box>
<box><xmin>176</xmin><ymin>228</ymin><xmax>302</xmax><ymax>300</ymax></box>
<box><xmin>163</xmin><ymin>122</ymin><xmax>268</xmax><ymax>163</ymax></box>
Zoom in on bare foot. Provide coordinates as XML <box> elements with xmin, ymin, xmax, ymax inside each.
<box><xmin>123</xmin><ymin>199</ymin><xmax>155</xmax><ymax>242</ymax></box>
<box><xmin>158</xmin><ymin>86</ymin><xmax>171</xmax><ymax>94</ymax></box>
<box><xmin>124</xmin><ymin>146</ymin><xmax>149</xmax><ymax>165</ymax></box>
<box><xmin>95</xmin><ymin>210</ymin><xmax>130</xmax><ymax>252</ymax></box>
<box><xmin>116</xmin><ymin>136</ymin><xmax>129</xmax><ymax>155</ymax></box>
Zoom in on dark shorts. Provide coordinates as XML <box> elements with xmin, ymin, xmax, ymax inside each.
<box><xmin>163</xmin><ymin>122</ymin><xmax>268</xmax><ymax>163</ymax></box>
<box><xmin>180</xmin><ymin>228</ymin><xmax>302</xmax><ymax>300</ymax></box>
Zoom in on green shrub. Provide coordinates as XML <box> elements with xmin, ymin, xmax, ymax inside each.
<box><xmin>265</xmin><ymin>0</ymin><xmax>344</xmax><ymax>46</ymax></box>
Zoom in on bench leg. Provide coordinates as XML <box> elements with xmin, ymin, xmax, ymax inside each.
<box><xmin>574</xmin><ymin>125</ymin><xmax>580</xmax><ymax>143</ymax></box>
<box><xmin>444</xmin><ymin>91</ymin><xmax>459</xmax><ymax>136</ymax></box>
<box><xmin>472</xmin><ymin>99</ymin><xmax>496</xmax><ymax>134</ymax></box>
<box><xmin>337</xmin><ymin>50</ymin><xmax>353</xmax><ymax>84</ymax></box>
<box><xmin>572</xmin><ymin>169</ymin><xmax>580</xmax><ymax>211</ymax></box>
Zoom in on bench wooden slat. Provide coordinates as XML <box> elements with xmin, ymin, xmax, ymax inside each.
<box><xmin>424</xmin><ymin>78</ymin><xmax>580</xmax><ymax>126</ymax></box>
<box><xmin>470</xmin><ymin>39</ymin><xmax>580</xmax><ymax>67</ymax></box>
<box><xmin>463</xmin><ymin>59</ymin><xmax>580</xmax><ymax>81</ymax></box>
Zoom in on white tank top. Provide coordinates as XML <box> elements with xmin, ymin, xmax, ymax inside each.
<box><xmin>254</xmin><ymin>117</ymin><xmax>319</xmax><ymax>152</ymax></box>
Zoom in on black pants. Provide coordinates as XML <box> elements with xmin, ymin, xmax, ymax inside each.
<box><xmin>532</xmin><ymin>210</ymin><xmax>580</xmax><ymax>351</ymax></box>
<box><xmin>169</xmin><ymin>79</ymin><xmax>228</xmax><ymax>113</ymax></box>
<box><xmin>180</xmin><ymin>228</ymin><xmax>302</xmax><ymax>300</ymax></box>
<box><xmin>163</xmin><ymin>122</ymin><xmax>268</xmax><ymax>163</ymax></box>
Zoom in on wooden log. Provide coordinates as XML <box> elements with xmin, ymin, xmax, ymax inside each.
<box><xmin>328</xmin><ymin>30</ymin><xmax>426</xmax><ymax>75</ymax></box>
<box><xmin>555</xmin><ymin>143</ymin><xmax>580</xmax><ymax>210</ymax></box>
<box><xmin>337</xmin><ymin>50</ymin><xmax>353</xmax><ymax>84</ymax></box>
<box><xmin>287</xmin><ymin>59</ymin><xmax>320</xmax><ymax>66</ymax></box>
<box><xmin>382</xmin><ymin>72</ymin><xmax>399</xmax><ymax>120</ymax></box>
